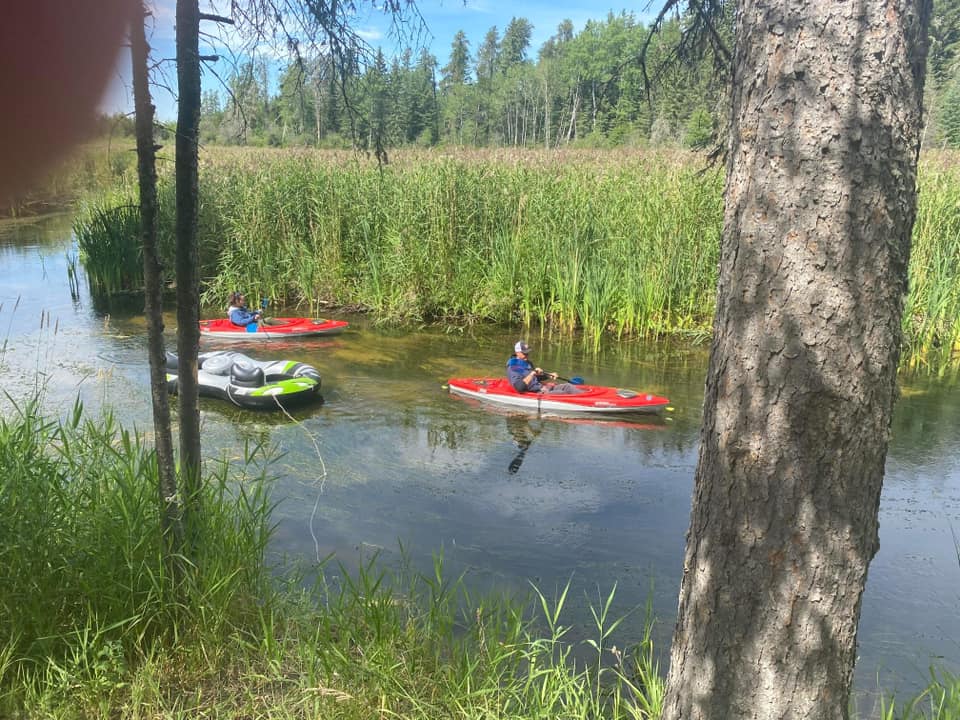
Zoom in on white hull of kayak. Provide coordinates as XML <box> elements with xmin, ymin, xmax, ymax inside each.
<box><xmin>448</xmin><ymin>381</ymin><xmax>668</xmax><ymax>415</ymax></box>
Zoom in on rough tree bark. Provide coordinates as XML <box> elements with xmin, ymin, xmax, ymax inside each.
<box><xmin>661</xmin><ymin>1</ymin><xmax>930</xmax><ymax>718</ymax></box>
<box><xmin>175</xmin><ymin>0</ymin><xmax>203</xmax><ymax>515</ymax></box>
<box><xmin>131</xmin><ymin>0</ymin><xmax>184</xmax><ymax>562</ymax></box>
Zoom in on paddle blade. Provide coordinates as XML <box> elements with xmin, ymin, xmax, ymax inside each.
<box><xmin>569</xmin><ymin>376</ymin><xmax>584</xmax><ymax>385</ymax></box>
<box><xmin>246</xmin><ymin>322</ymin><xmax>258</xmax><ymax>333</ymax></box>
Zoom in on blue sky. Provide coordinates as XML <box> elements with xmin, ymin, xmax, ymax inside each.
<box><xmin>102</xmin><ymin>0</ymin><xmax>656</xmax><ymax>121</ymax></box>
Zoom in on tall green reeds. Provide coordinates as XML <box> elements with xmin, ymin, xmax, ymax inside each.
<box><xmin>194</xmin><ymin>148</ymin><xmax>724</xmax><ymax>339</ymax></box>
<box><xmin>0</xmin><ymin>396</ymin><xmax>277</xmax><ymax>716</ymax></box>
<box><xmin>72</xmin><ymin>175</ymin><xmax>214</xmax><ymax>299</ymax></box>
<box><xmin>73</xmin><ymin>146</ymin><xmax>960</xmax><ymax>370</ymax></box>
<box><xmin>74</xmin><ymin>190</ymin><xmax>143</xmax><ymax>296</ymax></box>
<box><xmin>903</xmin><ymin>155</ymin><xmax>960</xmax><ymax>375</ymax></box>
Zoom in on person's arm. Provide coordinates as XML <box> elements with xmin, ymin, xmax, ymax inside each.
<box><xmin>519</xmin><ymin>364</ymin><xmax>544</xmax><ymax>392</ymax></box>
<box><xmin>523</xmin><ymin>367</ymin><xmax>543</xmax><ymax>388</ymax></box>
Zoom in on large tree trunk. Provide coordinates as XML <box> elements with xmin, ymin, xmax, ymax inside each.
<box><xmin>661</xmin><ymin>1</ymin><xmax>930</xmax><ymax>718</ymax></box>
<box><xmin>131</xmin><ymin>0</ymin><xmax>184</xmax><ymax>563</ymax></box>
<box><xmin>175</xmin><ymin>0</ymin><xmax>203</xmax><ymax>516</ymax></box>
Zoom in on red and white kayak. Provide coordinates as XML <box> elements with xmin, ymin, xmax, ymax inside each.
<box><xmin>447</xmin><ymin>377</ymin><xmax>669</xmax><ymax>415</ymax></box>
<box><xmin>199</xmin><ymin>317</ymin><xmax>349</xmax><ymax>340</ymax></box>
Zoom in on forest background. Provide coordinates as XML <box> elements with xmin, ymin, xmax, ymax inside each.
<box><xmin>95</xmin><ymin>1</ymin><xmax>960</xmax><ymax>153</ymax></box>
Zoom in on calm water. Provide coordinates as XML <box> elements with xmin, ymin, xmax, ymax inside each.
<box><xmin>2</xmin><ymin>214</ymin><xmax>958</xmax><ymax>708</ymax></box>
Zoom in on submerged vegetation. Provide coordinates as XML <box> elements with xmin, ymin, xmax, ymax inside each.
<box><xmin>74</xmin><ymin>146</ymin><xmax>960</xmax><ymax>369</ymax></box>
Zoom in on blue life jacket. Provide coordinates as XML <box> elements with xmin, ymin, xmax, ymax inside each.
<box><xmin>506</xmin><ymin>355</ymin><xmax>541</xmax><ymax>392</ymax></box>
<box><xmin>229</xmin><ymin>306</ymin><xmax>259</xmax><ymax>326</ymax></box>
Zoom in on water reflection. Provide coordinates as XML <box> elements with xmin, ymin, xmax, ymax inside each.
<box><xmin>87</xmin><ymin>291</ymin><xmax>149</xmax><ymax>319</ymax></box>
<box><xmin>506</xmin><ymin>414</ymin><xmax>542</xmax><ymax>474</ymax></box>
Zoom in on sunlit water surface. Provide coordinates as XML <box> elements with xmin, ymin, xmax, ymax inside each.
<box><xmin>1</xmin><ymin>214</ymin><xmax>957</xmax><ymax>710</ymax></box>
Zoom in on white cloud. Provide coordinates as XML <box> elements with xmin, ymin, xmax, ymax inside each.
<box><xmin>356</xmin><ymin>27</ymin><xmax>384</xmax><ymax>42</ymax></box>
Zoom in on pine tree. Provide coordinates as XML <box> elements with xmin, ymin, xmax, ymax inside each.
<box><xmin>940</xmin><ymin>75</ymin><xmax>960</xmax><ymax>146</ymax></box>
<box><xmin>441</xmin><ymin>30</ymin><xmax>471</xmax><ymax>90</ymax></box>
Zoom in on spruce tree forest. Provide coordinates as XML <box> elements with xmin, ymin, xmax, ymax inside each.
<box><xmin>151</xmin><ymin>4</ymin><xmax>958</xmax><ymax>152</ymax></box>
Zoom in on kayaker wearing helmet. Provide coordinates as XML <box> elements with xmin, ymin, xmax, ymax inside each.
<box><xmin>506</xmin><ymin>341</ymin><xmax>583</xmax><ymax>394</ymax></box>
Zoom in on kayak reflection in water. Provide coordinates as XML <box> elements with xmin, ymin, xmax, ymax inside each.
<box><xmin>506</xmin><ymin>414</ymin><xmax>542</xmax><ymax>475</ymax></box>
<box><xmin>506</xmin><ymin>340</ymin><xmax>584</xmax><ymax>395</ymax></box>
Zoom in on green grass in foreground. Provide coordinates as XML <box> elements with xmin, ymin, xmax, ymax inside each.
<box><xmin>2</xmin><ymin>399</ymin><xmax>957</xmax><ymax>719</ymax></box>
<box><xmin>0</xmin><ymin>397</ymin><xmax>668</xmax><ymax>719</ymax></box>
<box><xmin>882</xmin><ymin>670</ymin><xmax>960</xmax><ymax>720</ymax></box>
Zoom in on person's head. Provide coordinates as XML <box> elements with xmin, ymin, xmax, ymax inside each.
<box><xmin>228</xmin><ymin>291</ymin><xmax>245</xmax><ymax>307</ymax></box>
<box><xmin>514</xmin><ymin>340</ymin><xmax>531</xmax><ymax>357</ymax></box>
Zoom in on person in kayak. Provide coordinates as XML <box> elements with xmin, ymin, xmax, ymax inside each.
<box><xmin>227</xmin><ymin>292</ymin><xmax>263</xmax><ymax>327</ymax></box>
<box><xmin>506</xmin><ymin>341</ymin><xmax>583</xmax><ymax>394</ymax></box>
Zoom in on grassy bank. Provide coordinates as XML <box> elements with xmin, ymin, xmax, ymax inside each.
<box><xmin>73</xmin><ymin>147</ymin><xmax>960</xmax><ymax>369</ymax></box>
<box><xmin>0</xmin><ymin>399</ymin><xmax>666</xmax><ymax>719</ymax></box>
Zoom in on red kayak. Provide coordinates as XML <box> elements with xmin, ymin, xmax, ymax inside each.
<box><xmin>447</xmin><ymin>377</ymin><xmax>669</xmax><ymax>415</ymax></box>
<box><xmin>199</xmin><ymin>317</ymin><xmax>349</xmax><ymax>339</ymax></box>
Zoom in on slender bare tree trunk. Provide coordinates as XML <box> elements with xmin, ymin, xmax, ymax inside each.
<box><xmin>131</xmin><ymin>0</ymin><xmax>184</xmax><ymax>568</ymax></box>
<box><xmin>175</xmin><ymin>0</ymin><xmax>202</xmax><ymax>520</ymax></box>
<box><xmin>590</xmin><ymin>79</ymin><xmax>597</xmax><ymax>134</ymax></box>
<box><xmin>661</xmin><ymin>1</ymin><xmax>930</xmax><ymax>718</ymax></box>
<box><xmin>566</xmin><ymin>84</ymin><xmax>579</xmax><ymax>143</ymax></box>
<box><xmin>543</xmin><ymin>76</ymin><xmax>550</xmax><ymax>148</ymax></box>
<box><xmin>314</xmin><ymin>79</ymin><xmax>323</xmax><ymax>144</ymax></box>
<box><xmin>520</xmin><ymin>99</ymin><xmax>525</xmax><ymax>145</ymax></box>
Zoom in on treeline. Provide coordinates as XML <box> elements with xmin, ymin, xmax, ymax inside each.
<box><xmin>189</xmin><ymin>3</ymin><xmax>960</xmax><ymax>151</ymax></box>
<box><xmin>198</xmin><ymin>10</ymin><xmax>728</xmax><ymax>151</ymax></box>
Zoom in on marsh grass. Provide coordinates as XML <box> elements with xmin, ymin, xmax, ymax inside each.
<box><xmin>74</xmin><ymin>191</ymin><xmax>143</xmax><ymax>296</ymax></box>
<box><xmin>73</xmin><ymin>147</ymin><xmax>960</xmax><ymax>371</ymax></box>
<box><xmin>0</xmin><ymin>395</ymin><xmax>277</xmax><ymax>717</ymax></box>
<box><xmin>75</xmin><ymin>148</ymin><xmax>723</xmax><ymax>337</ymax></box>
<box><xmin>1</xmin><ymin>139</ymin><xmax>136</xmax><ymax>218</ymax></box>
<box><xmin>903</xmin><ymin>156</ymin><xmax>960</xmax><ymax>375</ymax></box>
<box><xmin>0</xmin><ymin>398</ymin><xmax>665</xmax><ymax>719</ymax></box>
